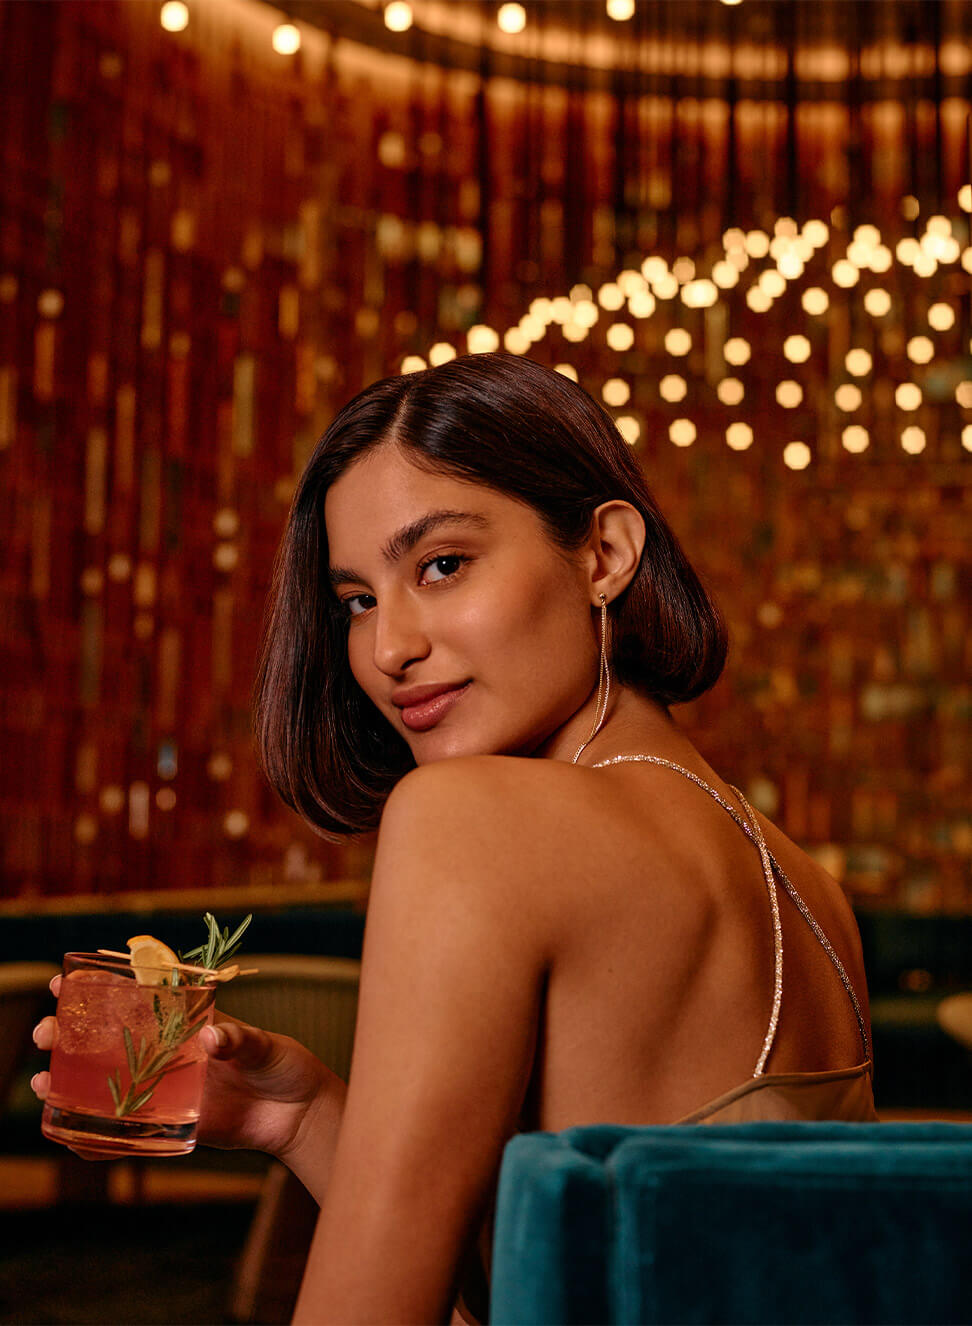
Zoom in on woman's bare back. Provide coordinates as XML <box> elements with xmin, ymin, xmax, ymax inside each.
<box><xmin>511</xmin><ymin>749</ymin><xmax>871</xmax><ymax>1131</ymax></box>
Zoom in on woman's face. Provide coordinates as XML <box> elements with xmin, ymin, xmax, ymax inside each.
<box><xmin>325</xmin><ymin>443</ymin><xmax>599</xmax><ymax>763</ymax></box>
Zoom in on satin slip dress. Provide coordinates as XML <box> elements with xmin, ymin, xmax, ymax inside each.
<box><xmin>591</xmin><ymin>754</ymin><xmax>878</xmax><ymax>1124</ymax></box>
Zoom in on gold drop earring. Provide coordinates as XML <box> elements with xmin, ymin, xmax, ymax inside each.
<box><xmin>571</xmin><ymin>593</ymin><xmax>611</xmax><ymax>765</ymax></box>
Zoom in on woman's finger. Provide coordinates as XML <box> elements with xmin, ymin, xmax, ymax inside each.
<box><xmin>199</xmin><ymin>1015</ymin><xmax>277</xmax><ymax>1070</ymax></box>
<box><xmin>30</xmin><ymin>1070</ymin><xmax>50</xmax><ymax>1100</ymax></box>
<box><xmin>32</xmin><ymin>1016</ymin><xmax>57</xmax><ymax>1051</ymax></box>
<box><xmin>48</xmin><ymin>975</ymin><xmax>62</xmax><ymax>997</ymax></box>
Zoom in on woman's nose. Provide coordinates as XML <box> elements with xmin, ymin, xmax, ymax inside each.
<box><xmin>372</xmin><ymin>598</ymin><xmax>431</xmax><ymax>676</ymax></box>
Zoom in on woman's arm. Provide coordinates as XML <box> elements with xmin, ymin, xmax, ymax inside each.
<box><xmin>294</xmin><ymin>760</ymin><xmax>550</xmax><ymax>1324</ymax></box>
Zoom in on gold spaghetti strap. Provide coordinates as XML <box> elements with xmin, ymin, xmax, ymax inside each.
<box><xmin>591</xmin><ymin>754</ymin><xmax>870</xmax><ymax>1070</ymax></box>
<box><xmin>728</xmin><ymin>783</ymin><xmax>783</xmax><ymax>1075</ymax></box>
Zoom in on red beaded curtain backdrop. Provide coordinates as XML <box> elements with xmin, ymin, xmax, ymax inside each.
<box><xmin>0</xmin><ymin>0</ymin><xmax>968</xmax><ymax>909</ymax></box>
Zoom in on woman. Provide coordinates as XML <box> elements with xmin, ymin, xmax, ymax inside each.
<box><xmin>33</xmin><ymin>353</ymin><xmax>875</xmax><ymax>1323</ymax></box>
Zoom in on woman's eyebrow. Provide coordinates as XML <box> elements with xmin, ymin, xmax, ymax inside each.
<box><xmin>328</xmin><ymin>510</ymin><xmax>490</xmax><ymax>588</ymax></box>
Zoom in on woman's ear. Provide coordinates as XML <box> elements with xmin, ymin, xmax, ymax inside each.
<box><xmin>586</xmin><ymin>501</ymin><xmax>646</xmax><ymax>605</ymax></box>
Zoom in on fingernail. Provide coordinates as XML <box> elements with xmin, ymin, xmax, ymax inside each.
<box><xmin>31</xmin><ymin>1026</ymin><xmax>41</xmax><ymax>1046</ymax></box>
<box><xmin>30</xmin><ymin>1074</ymin><xmax>40</xmax><ymax>1091</ymax></box>
<box><xmin>210</xmin><ymin>1024</ymin><xmax>226</xmax><ymax>1049</ymax></box>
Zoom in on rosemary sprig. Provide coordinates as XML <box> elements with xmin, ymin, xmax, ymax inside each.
<box><xmin>108</xmin><ymin>1003</ymin><xmax>209</xmax><ymax>1118</ymax></box>
<box><xmin>108</xmin><ymin>912</ymin><xmax>252</xmax><ymax>1118</ymax></box>
<box><xmin>179</xmin><ymin>912</ymin><xmax>252</xmax><ymax>975</ymax></box>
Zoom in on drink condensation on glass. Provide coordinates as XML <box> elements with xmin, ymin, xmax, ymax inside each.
<box><xmin>41</xmin><ymin>953</ymin><xmax>219</xmax><ymax>1156</ymax></box>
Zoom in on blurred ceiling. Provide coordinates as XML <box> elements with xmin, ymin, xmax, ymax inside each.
<box><xmin>269</xmin><ymin>1</ymin><xmax>972</xmax><ymax>98</ymax></box>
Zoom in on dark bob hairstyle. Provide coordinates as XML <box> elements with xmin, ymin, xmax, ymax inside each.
<box><xmin>255</xmin><ymin>352</ymin><xmax>727</xmax><ymax>838</ymax></box>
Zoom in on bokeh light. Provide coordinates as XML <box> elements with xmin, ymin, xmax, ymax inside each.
<box><xmin>906</xmin><ymin>336</ymin><xmax>934</xmax><ymax>364</ymax></box>
<box><xmin>497</xmin><ymin>3</ymin><xmax>527</xmax><ymax>34</ymax></box>
<box><xmin>717</xmin><ymin>378</ymin><xmax>745</xmax><ymax>406</ymax></box>
<box><xmin>271</xmin><ymin>23</ymin><xmax>300</xmax><ymax>54</ymax></box>
<box><xmin>682</xmin><ymin>279</ymin><xmax>718</xmax><ymax>308</ymax></box>
<box><xmin>467</xmin><ymin>325</ymin><xmax>499</xmax><ymax>354</ymax></box>
<box><xmin>160</xmin><ymin>1</ymin><xmax>189</xmax><ymax>31</ymax></box>
<box><xmin>864</xmin><ymin>289</ymin><xmax>892</xmax><ymax>317</ymax></box>
<box><xmin>606</xmin><ymin>323</ymin><xmax>635</xmax><ymax>351</ymax></box>
<box><xmin>845</xmin><ymin>349</ymin><xmax>873</xmax><ymax>377</ymax></box>
<box><xmin>841</xmin><ymin>425</ymin><xmax>870</xmax><ymax>453</ymax></box>
<box><xmin>746</xmin><ymin>287</ymin><xmax>773</xmax><ymax>313</ymax></box>
<box><xmin>669</xmin><ymin>418</ymin><xmax>697</xmax><ymax>447</ymax></box>
<box><xmin>712</xmin><ymin>261</ymin><xmax>740</xmax><ymax>289</ymax></box>
<box><xmin>602</xmin><ymin>377</ymin><xmax>631</xmax><ymax>407</ymax></box>
<box><xmin>895</xmin><ymin>382</ymin><xmax>922</xmax><ymax>410</ymax></box>
<box><xmin>776</xmin><ymin>380</ymin><xmax>803</xmax><ymax>408</ymax></box>
<box><xmin>615</xmin><ymin>414</ymin><xmax>640</xmax><ymax>444</ymax></box>
<box><xmin>928</xmin><ymin>302</ymin><xmax>955</xmax><ymax>331</ymax></box>
<box><xmin>783</xmin><ymin>335</ymin><xmax>811</xmax><ymax>363</ymax></box>
<box><xmin>802</xmin><ymin>288</ymin><xmax>829</xmax><ymax>315</ymax></box>
<box><xmin>597</xmin><ymin>282</ymin><xmax>625</xmax><ymax>311</ymax></box>
<box><xmin>384</xmin><ymin>1</ymin><xmax>413</xmax><ymax>31</ymax></box>
<box><xmin>783</xmin><ymin>441</ymin><xmax>812</xmax><ymax>470</ymax></box>
<box><xmin>832</xmin><ymin>260</ymin><xmax>859</xmax><ymax>287</ymax></box>
<box><xmin>835</xmin><ymin>384</ymin><xmax>863</xmax><ymax>412</ymax></box>
<box><xmin>664</xmin><ymin>328</ymin><xmax>692</xmax><ymax>356</ymax></box>
<box><xmin>901</xmin><ymin>426</ymin><xmax>926</xmax><ymax>454</ymax></box>
<box><xmin>627</xmin><ymin>290</ymin><xmax>656</xmax><ymax>318</ymax></box>
<box><xmin>659</xmin><ymin>374</ymin><xmax>687</xmax><ymax>403</ymax></box>
<box><xmin>724</xmin><ymin>337</ymin><xmax>751</xmax><ymax>366</ymax></box>
<box><xmin>726</xmin><ymin>422</ymin><xmax>754</xmax><ymax>451</ymax></box>
<box><xmin>758</xmin><ymin>270</ymin><xmax>786</xmax><ymax>298</ymax></box>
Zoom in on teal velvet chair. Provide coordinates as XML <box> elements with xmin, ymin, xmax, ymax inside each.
<box><xmin>490</xmin><ymin>1122</ymin><xmax>972</xmax><ymax>1325</ymax></box>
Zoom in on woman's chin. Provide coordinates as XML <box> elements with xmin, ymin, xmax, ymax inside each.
<box><xmin>407</xmin><ymin>726</ymin><xmax>497</xmax><ymax>765</ymax></box>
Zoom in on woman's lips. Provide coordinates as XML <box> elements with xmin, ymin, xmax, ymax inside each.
<box><xmin>399</xmin><ymin>683</ymin><xmax>471</xmax><ymax>732</ymax></box>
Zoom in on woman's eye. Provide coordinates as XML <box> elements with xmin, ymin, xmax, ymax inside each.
<box><xmin>345</xmin><ymin>593</ymin><xmax>376</xmax><ymax>617</ymax></box>
<box><xmin>421</xmin><ymin>555</ymin><xmax>464</xmax><ymax>583</ymax></box>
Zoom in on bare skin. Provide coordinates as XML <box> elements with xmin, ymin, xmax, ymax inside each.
<box><xmin>33</xmin><ymin>443</ymin><xmax>871</xmax><ymax>1324</ymax></box>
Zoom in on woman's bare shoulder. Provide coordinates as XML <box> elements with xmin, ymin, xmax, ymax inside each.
<box><xmin>381</xmin><ymin>756</ymin><xmax>607</xmax><ymax>838</ymax></box>
<box><xmin>376</xmin><ymin>757</ymin><xmax>613</xmax><ymax>900</ymax></box>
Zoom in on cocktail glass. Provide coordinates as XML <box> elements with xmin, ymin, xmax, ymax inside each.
<box><xmin>41</xmin><ymin>952</ymin><xmax>219</xmax><ymax>1157</ymax></box>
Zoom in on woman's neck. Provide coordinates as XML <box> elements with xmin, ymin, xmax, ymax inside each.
<box><xmin>536</xmin><ymin>683</ymin><xmax>688</xmax><ymax>767</ymax></box>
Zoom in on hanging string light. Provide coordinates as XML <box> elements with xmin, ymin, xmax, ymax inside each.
<box><xmin>497</xmin><ymin>3</ymin><xmax>526</xmax><ymax>34</ymax></box>
<box><xmin>271</xmin><ymin>23</ymin><xmax>300</xmax><ymax>54</ymax></box>
<box><xmin>159</xmin><ymin>1</ymin><xmax>189</xmax><ymax>31</ymax></box>
<box><xmin>384</xmin><ymin>2</ymin><xmax>413</xmax><ymax>31</ymax></box>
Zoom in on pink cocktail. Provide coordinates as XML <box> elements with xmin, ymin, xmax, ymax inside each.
<box><xmin>41</xmin><ymin>953</ymin><xmax>218</xmax><ymax>1156</ymax></box>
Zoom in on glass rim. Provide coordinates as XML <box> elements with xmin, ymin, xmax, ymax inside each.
<box><xmin>61</xmin><ymin>951</ymin><xmax>222</xmax><ymax>986</ymax></box>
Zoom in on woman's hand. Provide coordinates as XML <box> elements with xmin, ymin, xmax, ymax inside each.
<box><xmin>194</xmin><ymin>1013</ymin><xmax>338</xmax><ymax>1159</ymax></box>
<box><xmin>31</xmin><ymin>977</ymin><xmax>344</xmax><ymax>1168</ymax></box>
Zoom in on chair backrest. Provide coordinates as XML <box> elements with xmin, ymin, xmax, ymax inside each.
<box><xmin>937</xmin><ymin>992</ymin><xmax>972</xmax><ymax>1051</ymax></box>
<box><xmin>491</xmin><ymin>1121</ymin><xmax>972</xmax><ymax>1325</ymax></box>
<box><xmin>0</xmin><ymin>961</ymin><xmax>60</xmax><ymax>1109</ymax></box>
<box><xmin>214</xmin><ymin>954</ymin><xmax>360</xmax><ymax>1081</ymax></box>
